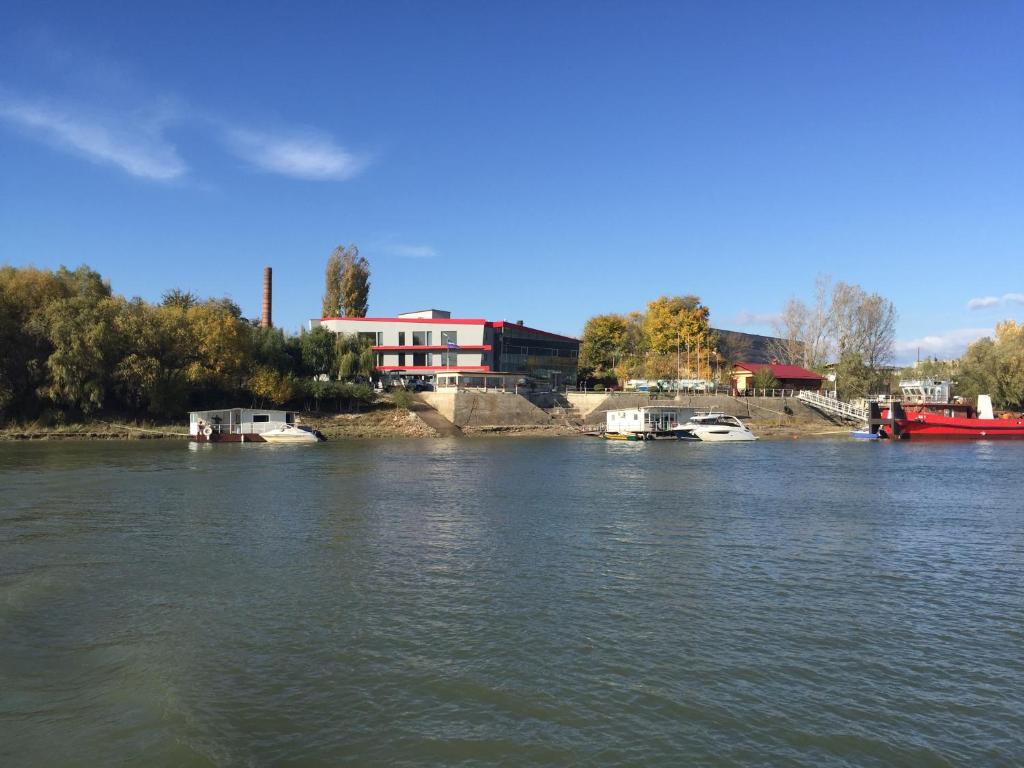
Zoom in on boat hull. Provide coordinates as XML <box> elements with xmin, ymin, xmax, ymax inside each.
<box><xmin>885</xmin><ymin>413</ymin><xmax>1024</xmax><ymax>439</ymax></box>
<box><xmin>690</xmin><ymin>427</ymin><xmax>757</xmax><ymax>442</ymax></box>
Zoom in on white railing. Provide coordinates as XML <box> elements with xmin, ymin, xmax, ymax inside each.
<box><xmin>796</xmin><ymin>390</ymin><xmax>868</xmax><ymax>422</ymax></box>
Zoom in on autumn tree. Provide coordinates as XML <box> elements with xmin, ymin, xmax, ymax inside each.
<box><xmin>322</xmin><ymin>247</ymin><xmax>344</xmax><ymax>317</ymax></box>
<box><xmin>0</xmin><ymin>266</ymin><xmax>68</xmax><ymax>418</ymax></box>
<box><xmin>32</xmin><ymin>267</ymin><xmax>122</xmax><ymax>415</ymax></box>
<box><xmin>642</xmin><ymin>295</ymin><xmax>715</xmax><ymax>379</ymax></box>
<box><xmin>340</xmin><ymin>245</ymin><xmax>370</xmax><ymax>317</ymax></box>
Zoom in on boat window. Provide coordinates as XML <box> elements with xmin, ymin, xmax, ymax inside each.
<box><xmin>253</xmin><ymin>414</ymin><xmax>270</xmax><ymax>422</ymax></box>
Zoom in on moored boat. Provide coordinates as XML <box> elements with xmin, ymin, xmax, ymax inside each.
<box><xmin>671</xmin><ymin>412</ymin><xmax>757</xmax><ymax>442</ymax></box>
<box><xmin>261</xmin><ymin>424</ymin><xmax>323</xmax><ymax>444</ymax></box>
<box><xmin>873</xmin><ymin>379</ymin><xmax>1024</xmax><ymax>440</ymax></box>
<box><xmin>189</xmin><ymin>408</ymin><xmax>324</xmax><ymax>443</ymax></box>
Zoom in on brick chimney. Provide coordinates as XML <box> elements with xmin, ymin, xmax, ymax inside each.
<box><xmin>260</xmin><ymin>267</ymin><xmax>272</xmax><ymax>328</ymax></box>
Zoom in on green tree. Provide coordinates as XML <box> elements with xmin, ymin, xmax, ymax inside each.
<box><xmin>250</xmin><ymin>326</ymin><xmax>294</xmax><ymax>373</ymax></box>
<box><xmin>579</xmin><ymin>314</ymin><xmax>631</xmax><ymax>381</ymax></box>
<box><xmin>36</xmin><ymin>293</ymin><xmax>122</xmax><ymax>414</ymax></box>
<box><xmin>749</xmin><ymin>367</ymin><xmax>780</xmax><ymax>390</ymax></box>
<box><xmin>300</xmin><ymin>326</ymin><xmax>338</xmax><ymax>378</ymax></box>
<box><xmin>993</xmin><ymin>321</ymin><xmax>1024</xmax><ymax>409</ymax></box>
<box><xmin>358</xmin><ymin>346</ymin><xmax>377</xmax><ymax>379</ymax></box>
<box><xmin>834</xmin><ymin>352</ymin><xmax>883</xmax><ymax>401</ymax></box>
<box><xmin>161</xmin><ymin>288</ymin><xmax>199</xmax><ymax>309</ymax></box>
<box><xmin>338</xmin><ymin>350</ymin><xmax>359</xmax><ymax>379</ymax></box>
<box><xmin>957</xmin><ymin>323</ymin><xmax>1024</xmax><ymax>409</ymax></box>
<box><xmin>112</xmin><ymin>299</ymin><xmax>188</xmax><ymax>416</ymax></box>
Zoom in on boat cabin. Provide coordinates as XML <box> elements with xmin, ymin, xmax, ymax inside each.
<box><xmin>606</xmin><ymin>406</ymin><xmax>693</xmax><ymax>436</ymax></box>
<box><xmin>189</xmin><ymin>408</ymin><xmax>296</xmax><ymax>441</ymax></box>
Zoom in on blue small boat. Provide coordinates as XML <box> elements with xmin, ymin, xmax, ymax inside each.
<box><xmin>851</xmin><ymin>429</ymin><xmax>879</xmax><ymax>440</ymax></box>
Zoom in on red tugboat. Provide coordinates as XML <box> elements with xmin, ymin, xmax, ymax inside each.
<box><xmin>872</xmin><ymin>379</ymin><xmax>1024</xmax><ymax>439</ymax></box>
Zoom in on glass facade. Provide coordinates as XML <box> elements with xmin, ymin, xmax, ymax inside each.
<box><xmin>494</xmin><ymin>326</ymin><xmax>579</xmax><ymax>386</ymax></box>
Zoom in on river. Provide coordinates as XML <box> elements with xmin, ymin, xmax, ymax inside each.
<box><xmin>1</xmin><ymin>438</ymin><xmax>1022</xmax><ymax>766</ymax></box>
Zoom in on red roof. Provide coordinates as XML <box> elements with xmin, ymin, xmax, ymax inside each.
<box><xmin>734</xmin><ymin>362</ymin><xmax>823</xmax><ymax>381</ymax></box>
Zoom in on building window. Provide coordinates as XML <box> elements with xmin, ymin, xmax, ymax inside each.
<box><xmin>357</xmin><ymin>331</ymin><xmax>382</xmax><ymax>346</ymax></box>
<box><xmin>413</xmin><ymin>352</ymin><xmax>429</xmax><ymax>366</ymax></box>
<box><xmin>253</xmin><ymin>414</ymin><xmax>270</xmax><ymax>423</ymax></box>
<box><xmin>440</xmin><ymin>330</ymin><xmax>458</xmax><ymax>346</ymax></box>
<box><xmin>412</xmin><ymin>330</ymin><xmax>432</xmax><ymax>346</ymax></box>
<box><xmin>441</xmin><ymin>351</ymin><xmax>458</xmax><ymax>366</ymax></box>
<box><xmin>398</xmin><ymin>353</ymin><xmax>406</xmax><ymax>366</ymax></box>
<box><xmin>398</xmin><ymin>331</ymin><xmax>405</xmax><ymax>346</ymax></box>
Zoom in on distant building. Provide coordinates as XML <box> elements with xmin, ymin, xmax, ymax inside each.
<box><xmin>310</xmin><ymin>309</ymin><xmax>579</xmax><ymax>387</ymax></box>
<box><xmin>714</xmin><ymin>328</ymin><xmax>799</xmax><ymax>365</ymax></box>
<box><xmin>731</xmin><ymin>362</ymin><xmax>823</xmax><ymax>393</ymax></box>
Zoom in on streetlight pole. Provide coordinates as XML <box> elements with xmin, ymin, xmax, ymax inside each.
<box><xmin>676</xmin><ymin>330</ymin><xmax>681</xmax><ymax>391</ymax></box>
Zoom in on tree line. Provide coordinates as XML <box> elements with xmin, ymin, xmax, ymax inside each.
<box><xmin>914</xmin><ymin>321</ymin><xmax>1024</xmax><ymax>410</ymax></box>
<box><xmin>579</xmin><ymin>295</ymin><xmax>718</xmax><ymax>385</ymax></box>
<box><xmin>0</xmin><ymin>258</ymin><xmax>375</xmax><ymax>425</ymax></box>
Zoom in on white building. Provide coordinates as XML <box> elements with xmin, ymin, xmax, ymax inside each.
<box><xmin>310</xmin><ymin>309</ymin><xmax>579</xmax><ymax>386</ymax></box>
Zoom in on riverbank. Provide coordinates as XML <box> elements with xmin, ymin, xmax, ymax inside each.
<box><xmin>0</xmin><ymin>406</ymin><xmax>433</xmax><ymax>441</ymax></box>
<box><xmin>0</xmin><ymin>409</ymin><xmax>852</xmax><ymax>441</ymax></box>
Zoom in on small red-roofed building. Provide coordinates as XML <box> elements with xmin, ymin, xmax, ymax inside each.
<box><xmin>731</xmin><ymin>362</ymin><xmax>823</xmax><ymax>394</ymax></box>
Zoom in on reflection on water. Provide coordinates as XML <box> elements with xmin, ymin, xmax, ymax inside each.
<box><xmin>1</xmin><ymin>438</ymin><xmax>1023</xmax><ymax>766</ymax></box>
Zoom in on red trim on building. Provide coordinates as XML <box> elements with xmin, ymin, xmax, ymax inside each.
<box><xmin>376</xmin><ymin>365</ymin><xmax>491</xmax><ymax>372</ymax></box>
<box><xmin>373</xmin><ymin>345</ymin><xmax>491</xmax><ymax>352</ymax></box>
<box><xmin>319</xmin><ymin>316</ymin><xmax>487</xmax><ymax>325</ymax></box>
<box><xmin>488</xmin><ymin>321</ymin><xmax>579</xmax><ymax>343</ymax></box>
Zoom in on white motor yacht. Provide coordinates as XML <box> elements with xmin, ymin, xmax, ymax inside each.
<box><xmin>260</xmin><ymin>424</ymin><xmax>323</xmax><ymax>444</ymax></box>
<box><xmin>672</xmin><ymin>412</ymin><xmax>757</xmax><ymax>442</ymax></box>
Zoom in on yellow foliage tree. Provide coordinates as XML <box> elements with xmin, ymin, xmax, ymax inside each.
<box><xmin>642</xmin><ymin>296</ymin><xmax>715</xmax><ymax>379</ymax></box>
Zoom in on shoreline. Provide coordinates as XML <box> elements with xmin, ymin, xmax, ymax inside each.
<box><xmin>0</xmin><ymin>417</ymin><xmax>852</xmax><ymax>442</ymax></box>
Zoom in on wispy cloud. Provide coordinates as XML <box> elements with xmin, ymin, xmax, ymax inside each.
<box><xmin>967</xmin><ymin>292</ymin><xmax>1024</xmax><ymax>310</ymax></box>
<box><xmin>224</xmin><ymin>128</ymin><xmax>366</xmax><ymax>181</ymax></box>
<box><xmin>382</xmin><ymin>243</ymin><xmax>437</xmax><ymax>259</ymax></box>
<box><xmin>0</xmin><ymin>93</ymin><xmax>186</xmax><ymax>180</ymax></box>
<box><xmin>894</xmin><ymin>327</ymin><xmax>992</xmax><ymax>360</ymax></box>
<box><xmin>734</xmin><ymin>310</ymin><xmax>781</xmax><ymax>327</ymax></box>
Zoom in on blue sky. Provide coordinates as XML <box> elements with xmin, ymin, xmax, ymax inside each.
<box><xmin>1</xmin><ymin>1</ymin><xmax>1021</xmax><ymax>362</ymax></box>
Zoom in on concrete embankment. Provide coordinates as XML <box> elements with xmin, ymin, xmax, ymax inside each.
<box><xmin>419</xmin><ymin>391</ymin><xmax>555</xmax><ymax>429</ymax></box>
<box><xmin>566</xmin><ymin>391</ymin><xmax>844</xmax><ymax>429</ymax></box>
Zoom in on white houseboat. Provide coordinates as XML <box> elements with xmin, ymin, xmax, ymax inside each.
<box><xmin>605</xmin><ymin>406</ymin><xmax>694</xmax><ymax>440</ymax></box>
<box><xmin>189</xmin><ymin>409</ymin><xmax>323</xmax><ymax>443</ymax></box>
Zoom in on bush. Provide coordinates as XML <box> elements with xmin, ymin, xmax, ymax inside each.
<box><xmin>392</xmin><ymin>389</ymin><xmax>414</xmax><ymax>410</ymax></box>
<box><xmin>592</xmin><ymin>384</ymin><xmax>605</xmax><ymax>392</ymax></box>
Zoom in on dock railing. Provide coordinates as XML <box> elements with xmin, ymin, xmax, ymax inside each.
<box><xmin>796</xmin><ymin>390</ymin><xmax>868</xmax><ymax>422</ymax></box>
